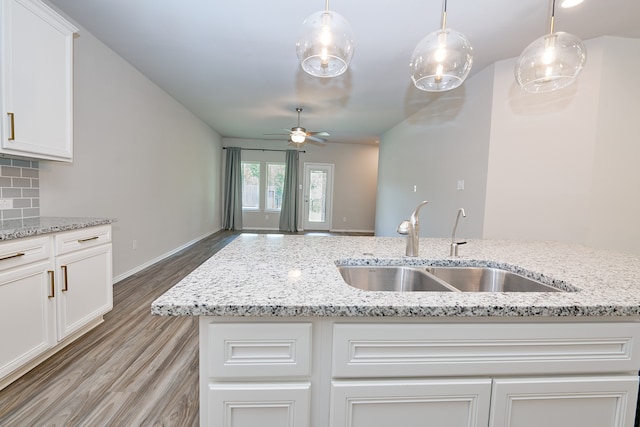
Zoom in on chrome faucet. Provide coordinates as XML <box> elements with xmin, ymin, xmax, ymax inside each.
<box><xmin>397</xmin><ymin>200</ymin><xmax>428</xmax><ymax>257</ymax></box>
<box><xmin>450</xmin><ymin>208</ymin><xmax>467</xmax><ymax>256</ymax></box>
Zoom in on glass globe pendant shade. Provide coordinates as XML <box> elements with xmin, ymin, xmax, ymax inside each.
<box><xmin>515</xmin><ymin>31</ymin><xmax>586</xmax><ymax>93</ymax></box>
<box><xmin>410</xmin><ymin>28</ymin><xmax>473</xmax><ymax>92</ymax></box>
<box><xmin>296</xmin><ymin>10</ymin><xmax>355</xmax><ymax>78</ymax></box>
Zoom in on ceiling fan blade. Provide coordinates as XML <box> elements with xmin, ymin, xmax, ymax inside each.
<box><xmin>307</xmin><ymin>131</ymin><xmax>329</xmax><ymax>137</ymax></box>
<box><xmin>306</xmin><ymin>135</ymin><xmax>327</xmax><ymax>144</ymax></box>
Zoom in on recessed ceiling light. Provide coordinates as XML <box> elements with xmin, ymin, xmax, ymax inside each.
<box><xmin>560</xmin><ymin>0</ymin><xmax>584</xmax><ymax>8</ymax></box>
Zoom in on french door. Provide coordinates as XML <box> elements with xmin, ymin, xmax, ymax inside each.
<box><xmin>302</xmin><ymin>163</ymin><xmax>334</xmax><ymax>231</ymax></box>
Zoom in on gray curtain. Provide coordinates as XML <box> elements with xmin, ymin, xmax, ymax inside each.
<box><xmin>279</xmin><ymin>149</ymin><xmax>299</xmax><ymax>232</ymax></box>
<box><xmin>223</xmin><ymin>147</ymin><xmax>243</xmax><ymax>230</ymax></box>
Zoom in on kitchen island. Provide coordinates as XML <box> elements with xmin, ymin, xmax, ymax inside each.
<box><xmin>151</xmin><ymin>234</ymin><xmax>640</xmax><ymax>427</ymax></box>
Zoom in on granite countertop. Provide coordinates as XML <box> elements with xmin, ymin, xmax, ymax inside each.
<box><xmin>151</xmin><ymin>234</ymin><xmax>640</xmax><ymax>318</ymax></box>
<box><xmin>0</xmin><ymin>216</ymin><xmax>116</xmax><ymax>240</ymax></box>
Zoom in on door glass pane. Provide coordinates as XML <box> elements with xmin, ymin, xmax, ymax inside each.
<box><xmin>308</xmin><ymin>169</ymin><xmax>327</xmax><ymax>222</ymax></box>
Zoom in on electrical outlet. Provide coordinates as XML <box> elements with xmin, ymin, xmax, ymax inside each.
<box><xmin>343</xmin><ymin>217</ymin><xmax>347</xmax><ymax>222</ymax></box>
<box><xmin>0</xmin><ymin>199</ymin><xmax>13</xmax><ymax>209</ymax></box>
<box><xmin>132</xmin><ymin>240</ymin><xmax>137</xmax><ymax>250</ymax></box>
<box><xmin>457</xmin><ymin>180</ymin><xmax>465</xmax><ymax>191</ymax></box>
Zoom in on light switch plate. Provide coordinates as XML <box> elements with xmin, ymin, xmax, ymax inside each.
<box><xmin>0</xmin><ymin>199</ymin><xmax>13</xmax><ymax>209</ymax></box>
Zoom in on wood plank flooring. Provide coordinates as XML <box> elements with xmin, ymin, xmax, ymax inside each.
<box><xmin>0</xmin><ymin>229</ymin><xmax>369</xmax><ymax>426</ymax></box>
<box><xmin>0</xmin><ymin>230</ymin><xmax>239</xmax><ymax>427</ymax></box>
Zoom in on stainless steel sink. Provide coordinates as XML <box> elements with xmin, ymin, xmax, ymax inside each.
<box><xmin>338</xmin><ymin>265</ymin><xmax>563</xmax><ymax>293</ymax></box>
<box><xmin>338</xmin><ymin>266</ymin><xmax>456</xmax><ymax>292</ymax></box>
<box><xmin>424</xmin><ymin>266</ymin><xmax>561</xmax><ymax>292</ymax></box>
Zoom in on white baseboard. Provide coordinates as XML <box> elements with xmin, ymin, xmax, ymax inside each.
<box><xmin>112</xmin><ymin>229</ymin><xmax>221</xmax><ymax>284</ymax></box>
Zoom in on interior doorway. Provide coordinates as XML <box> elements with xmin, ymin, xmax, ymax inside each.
<box><xmin>302</xmin><ymin>163</ymin><xmax>334</xmax><ymax>231</ymax></box>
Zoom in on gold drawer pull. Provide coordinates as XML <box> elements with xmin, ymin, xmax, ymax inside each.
<box><xmin>61</xmin><ymin>265</ymin><xmax>68</xmax><ymax>291</ymax></box>
<box><xmin>0</xmin><ymin>252</ymin><xmax>25</xmax><ymax>261</ymax></box>
<box><xmin>48</xmin><ymin>270</ymin><xmax>55</xmax><ymax>298</ymax></box>
<box><xmin>7</xmin><ymin>112</ymin><xmax>15</xmax><ymax>140</ymax></box>
<box><xmin>77</xmin><ymin>236</ymin><xmax>99</xmax><ymax>243</ymax></box>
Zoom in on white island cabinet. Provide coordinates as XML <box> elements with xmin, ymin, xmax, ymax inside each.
<box><xmin>0</xmin><ymin>223</ymin><xmax>113</xmax><ymax>390</ymax></box>
<box><xmin>1</xmin><ymin>0</ymin><xmax>77</xmax><ymax>161</ymax></box>
<box><xmin>200</xmin><ymin>318</ymin><xmax>640</xmax><ymax>427</ymax></box>
<box><xmin>151</xmin><ymin>234</ymin><xmax>640</xmax><ymax>427</ymax></box>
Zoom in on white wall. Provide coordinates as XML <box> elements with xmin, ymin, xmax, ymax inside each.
<box><xmin>484</xmin><ymin>36</ymin><xmax>640</xmax><ymax>254</ymax></box>
<box><xmin>39</xmin><ymin>24</ymin><xmax>223</xmax><ymax>281</ymax></box>
<box><xmin>375</xmin><ymin>65</ymin><xmax>495</xmax><ymax>238</ymax></box>
<box><xmin>223</xmin><ymin>138</ymin><xmax>378</xmax><ymax>233</ymax></box>
<box><xmin>483</xmin><ymin>40</ymin><xmax>602</xmax><ymax>242</ymax></box>
<box><xmin>376</xmin><ymin>36</ymin><xmax>640</xmax><ymax>255</ymax></box>
<box><xmin>586</xmin><ymin>37</ymin><xmax>640</xmax><ymax>253</ymax></box>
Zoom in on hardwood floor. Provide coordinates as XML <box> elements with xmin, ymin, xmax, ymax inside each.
<box><xmin>0</xmin><ymin>230</ymin><xmax>239</xmax><ymax>427</ymax></box>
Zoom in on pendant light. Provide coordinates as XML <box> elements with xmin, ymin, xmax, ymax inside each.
<box><xmin>409</xmin><ymin>0</ymin><xmax>473</xmax><ymax>92</ymax></box>
<box><xmin>514</xmin><ymin>0</ymin><xmax>586</xmax><ymax>93</ymax></box>
<box><xmin>296</xmin><ymin>0</ymin><xmax>355</xmax><ymax>78</ymax></box>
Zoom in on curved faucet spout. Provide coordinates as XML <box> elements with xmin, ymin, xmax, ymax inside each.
<box><xmin>450</xmin><ymin>207</ymin><xmax>467</xmax><ymax>257</ymax></box>
<box><xmin>397</xmin><ymin>200</ymin><xmax>429</xmax><ymax>257</ymax></box>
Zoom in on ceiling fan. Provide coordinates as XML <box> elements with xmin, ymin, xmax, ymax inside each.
<box><xmin>265</xmin><ymin>107</ymin><xmax>330</xmax><ymax>146</ymax></box>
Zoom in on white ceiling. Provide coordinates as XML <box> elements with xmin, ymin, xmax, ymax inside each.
<box><xmin>45</xmin><ymin>0</ymin><xmax>640</xmax><ymax>145</ymax></box>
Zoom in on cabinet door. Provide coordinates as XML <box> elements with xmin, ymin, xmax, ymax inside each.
<box><xmin>1</xmin><ymin>0</ymin><xmax>77</xmax><ymax>161</ymax></box>
<box><xmin>206</xmin><ymin>382</ymin><xmax>310</xmax><ymax>427</ymax></box>
<box><xmin>0</xmin><ymin>260</ymin><xmax>55</xmax><ymax>379</ymax></box>
<box><xmin>55</xmin><ymin>244</ymin><xmax>112</xmax><ymax>340</ymax></box>
<box><xmin>330</xmin><ymin>378</ymin><xmax>492</xmax><ymax>427</ymax></box>
<box><xmin>490</xmin><ymin>376</ymin><xmax>639</xmax><ymax>427</ymax></box>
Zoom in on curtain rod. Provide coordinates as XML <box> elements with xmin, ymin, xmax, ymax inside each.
<box><xmin>222</xmin><ymin>147</ymin><xmax>305</xmax><ymax>153</ymax></box>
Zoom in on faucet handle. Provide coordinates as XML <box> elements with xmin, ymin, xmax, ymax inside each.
<box><xmin>397</xmin><ymin>220</ymin><xmax>410</xmax><ymax>235</ymax></box>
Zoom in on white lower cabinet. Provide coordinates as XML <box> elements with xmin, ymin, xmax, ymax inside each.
<box><xmin>330</xmin><ymin>378</ymin><xmax>492</xmax><ymax>427</ymax></box>
<box><xmin>208</xmin><ymin>382</ymin><xmax>311</xmax><ymax>427</ymax></box>
<box><xmin>201</xmin><ymin>319</ymin><xmax>640</xmax><ymax>427</ymax></box>
<box><xmin>490</xmin><ymin>376</ymin><xmax>639</xmax><ymax>427</ymax></box>
<box><xmin>55</xmin><ymin>243</ymin><xmax>112</xmax><ymax>339</ymax></box>
<box><xmin>0</xmin><ymin>258</ymin><xmax>55</xmax><ymax>380</ymax></box>
<box><xmin>0</xmin><ymin>225</ymin><xmax>113</xmax><ymax>390</ymax></box>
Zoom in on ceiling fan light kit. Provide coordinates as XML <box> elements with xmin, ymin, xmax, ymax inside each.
<box><xmin>515</xmin><ymin>0</ymin><xmax>587</xmax><ymax>93</ymax></box>
<box><xmin>296</xmin><ymin>0</ymin><xmax>355</xmax><ymax>78</ymax></box>
<box><xmin>409</xmin><ymin>0</ymin><xmax>474</xmax><ymax>92</ymax></box>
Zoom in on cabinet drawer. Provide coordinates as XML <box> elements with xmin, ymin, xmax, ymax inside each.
<box><xmin>204</xmin><ymin>322</ymin><xmax>312</xmax><ymax>379</ymax></box>
<box><xmin>54</xmin><ymin>225</ymin><xmax>111</xmax><ymax>255</ymax></box>
<box><xmin>206</xmin><ymin>382</ymin><xmax>310</xmax><ymax>427</ymax></box>
<box><xmin>0</xmin><ymin>236</ymin><xmax>50</xmax><ymax>271</ymax></box>
<box><xmin>332</xmin><ymin>323</ymin><xmax>640</xmax><ymax>378</ymax></box>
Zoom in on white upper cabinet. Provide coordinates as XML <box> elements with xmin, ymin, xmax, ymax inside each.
<box><xmin>1</xmin><ymin>0</ymin><xmax>77</xmax><ymax>161</ymax></box>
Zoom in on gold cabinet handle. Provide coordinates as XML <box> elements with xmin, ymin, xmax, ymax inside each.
<box><xmin>0</xmin><ymin>252</ymin><xmax>25</xmax><ymax>261</ymax></box>
<box><xmin>78</xmin><ymin>236</ymin><xmax>99</xmax><ymax>243</ymax></box>
<box><xmin>48</xmin><ymin>270</ymin><xmax>55</xmax><ymax>298</ymax></box>
<box><xmin>61</xmin><ymin>265</ymin><xmax>68</xmax><ymax>291</ymax></box>
<box><xmin>7</xmin><ymin>112</ymin><xmax>15</xmax><ymax>140</ymax></box>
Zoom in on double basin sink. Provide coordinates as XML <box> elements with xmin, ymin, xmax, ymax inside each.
<box><xmin>338</xmin><ymin>265</ymin><xmax>564</xmax><ymax>293</ymax></box>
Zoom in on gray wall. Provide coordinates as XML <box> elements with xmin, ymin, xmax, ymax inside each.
<box><xmin>39</xmin><ymin>23</ymin><xmax>223</xmax><ymax>281</ymax></box>
<box><xmin>223</xmin><ymin>138</ymin><xmax>378</xmax><ymax>233</ymax></box>
<box><xmin>376</xmin><ymin>36</ymin><xmax>640</xmax><ymax>255</ymax></box>
<box><xmin>375</xmin><ymin>65</ymin><xmax>495</xmax><ymax>239</ymax></box>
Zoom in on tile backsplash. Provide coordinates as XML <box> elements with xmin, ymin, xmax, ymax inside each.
<box><xmin>0</xmin><ymin>158</ymin><xmax>39</xmax><ymax>220</ymax></box>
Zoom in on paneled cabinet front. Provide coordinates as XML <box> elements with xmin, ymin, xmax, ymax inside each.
<box><xmin>0</xmin><ymin>0</ymin><xmax>78</xmax><ymax>161</ymax></box>
<box><xmin>0</xmin><ymin>225</ymin><xmax>113</xmax><ymax>390</ymax></box>
<box><xmin>201</xmin><ymin>321</ymin><xmax>312</xmax><ymax>427</ymax></box>
<box><xmin>0</xmin><ymin>243</ymin><xmax>54</xmax><ymax>381</ymax></box>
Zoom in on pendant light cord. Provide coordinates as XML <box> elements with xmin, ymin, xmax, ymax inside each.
<box><xmin>441</xmin><ymin>0</ymin><xmax>448</xmax><ymax>31</ymax></box>
<box><xmin>325</xmin><ymin>0</ymin><xmax>330</xmax><ymax>12</ymax></box>
<box><xmin>549</xmin><ymin>0</ymin><xmax>556</xmax><ymax>34</ymax></box>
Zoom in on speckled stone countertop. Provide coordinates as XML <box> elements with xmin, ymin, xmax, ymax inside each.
<box><xmin>0</xmin><ymin>216</ymin><xmax>116</xmax><ymax>240</ymax></box>
<box><xmin>151</xmin><ymin>234</ymin><xmax>640</xmax><ymax>318</ymax></box>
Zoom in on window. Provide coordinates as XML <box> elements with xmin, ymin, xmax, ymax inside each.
<box><xmin>266</xmin><ymin>163</ymin><xmax>285</xmax><ymax>211</ymax></box>
<box><xmin>241</xmin><ymin>161</ymin><xmax>260</xmax><ymax>210</ymax></box>
<box><xmin>241</xmin><ymin>161</ymin><xmax>286</xmax><ymax>211</ymax></box>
